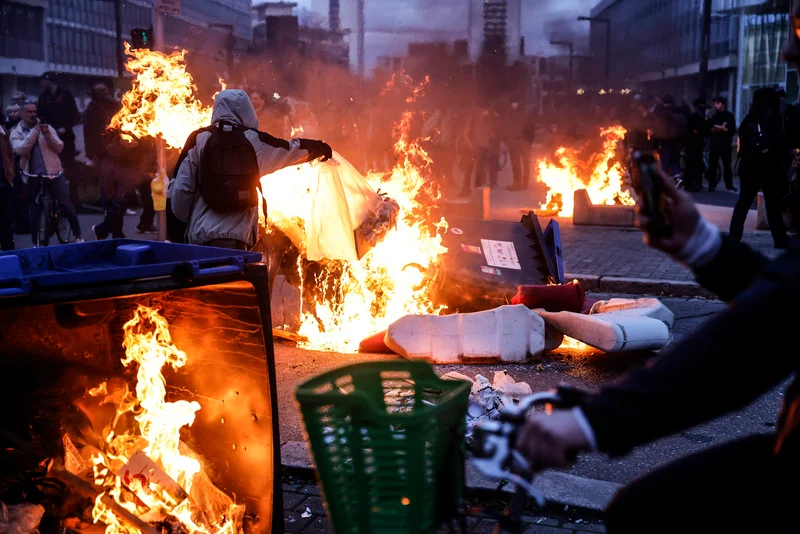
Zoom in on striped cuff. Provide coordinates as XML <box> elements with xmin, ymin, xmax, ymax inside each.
<box><xmin>572</xmin><ymin>407</ymin><xmax>598</xmax><ymax>452</ymax></box>
<box><xmin>675</xmin><ymin>218</ymin><xmax>722</xmax><ymax>269</ymax></box>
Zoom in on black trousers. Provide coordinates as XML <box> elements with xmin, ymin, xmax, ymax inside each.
<box><xmin>730</xmin><ymin>163</ymin><xmax>788</xmax><ymax>247</ymax></box>
<box><xmin>607</xmin><ymin>434</ymin><xmax>797</xmax><ymax>533</ymax></box>
<box><xmin>93</xmin><ymin>160</ymin><xmax>132</xmax><ymax>239</ymax></box>
<box><xmin>509</xmin><ymin>141</ymin><xmax>532</xmax><ymax>188</ymax></box>
<box><xmin>683</xmin><ymin>142</ymin><xmax>705</xmax><ymax>190</ymax></box>
<box><xmin>707</xmin><ymin>143</ymin><xmax>733</xmax><ymax>189</ymax></box>
<box><xmin>0</xmin><ymin>184</ymin><xmax>14</xmax><ymax>251</ymax></box>
<box><xmin>138</xmin><ymin>177</ymin><xmax>155</xmax><ymax>228</ymax></box>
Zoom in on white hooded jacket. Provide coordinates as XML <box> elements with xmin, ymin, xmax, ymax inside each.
<box><xmin>170</xmin><ymin>89</ymin><xmax>311</xmax><ymax>247</ymax></box>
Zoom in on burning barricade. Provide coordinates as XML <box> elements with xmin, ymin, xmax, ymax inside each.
<box><xmin>536</xmin><ymin>125</ymin><xmax>637</xmax><ymax>226</ymax></box>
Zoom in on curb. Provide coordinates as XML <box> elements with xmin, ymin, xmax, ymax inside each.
<box><xmin>280</xmin><ymin>440</ymin><xmax>620</xmax><ymax>512</ymax></box>
<box><xmin>566</xmin><ymin>272</ymin><xmax>716</xmax><ymax>299</ymax></box>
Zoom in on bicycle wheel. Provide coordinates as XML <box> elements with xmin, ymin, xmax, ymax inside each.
<box><xmin>55</xmin><ymin>206</ymin><xmax>74</xmax><ymax>244</ymax></box>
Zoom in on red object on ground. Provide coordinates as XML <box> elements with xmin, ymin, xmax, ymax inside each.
<box><xmin>359</xmin><ymin>330</ymin><xmax>394</xmax><ymax>353</ymax></box>
<box><xmin>582</xmin><ymin>297</ymin><xmax>599</xmax><ymax>314</ymax></box>
<box><xmin>511</xmin><ymin>280</ymin><xmax>586</xmax><ymax>313</ymax></box>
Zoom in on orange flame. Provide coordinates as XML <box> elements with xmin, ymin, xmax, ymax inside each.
<box><xmin>262</xmin><ymin>75</ymin><xmax>448</xmax><ymax>353</ymax></box>
<box><xmin>112</xmin><ymin>49</ymin><xmax>449</xmax><ymax>353</ymax></box>
<box><xmin>110</xmin><ymin>43</ymin><xmax>223</xmax><ymax>149</ymax></box>
<box><xmin>88</xmin><ymin>306</ymin><xmax>243</xmax><ymax>533</ymax></box>
<box><xmin>537</xmin><ymin>125</ymin><xmax>634</xmax><ymax>217</ymax></box>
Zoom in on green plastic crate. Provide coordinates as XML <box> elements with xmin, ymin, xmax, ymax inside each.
<box><xmin>295</xmin><ymin>361</ymin><xmax>471</xmax><ymax>534</ymax></box>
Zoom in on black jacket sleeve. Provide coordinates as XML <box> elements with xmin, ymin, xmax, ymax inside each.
<box><xmin>581</xmin><ymin>240</ymin><xmax>797</xmax><ymax>456</ymax></box>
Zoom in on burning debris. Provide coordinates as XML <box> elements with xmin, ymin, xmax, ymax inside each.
<box><xmin>112</xmin><ymin>47</ymin><xmax>449</xmax><ymax>355</ymax></box>
<box><xmin>537</xmin><ymin>125</ymin><xmax>635</xmax><ymax>217</ymax></box>
<box><xmin>69</xmin><ymin>306</ymin><xmax>243</xmax><ymax>534</ymax></box>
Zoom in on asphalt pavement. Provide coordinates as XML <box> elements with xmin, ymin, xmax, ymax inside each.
<box><xmin>272</xmin><ymin>292</ymin><xmax>783</xmax><ymax>493</ymax></box>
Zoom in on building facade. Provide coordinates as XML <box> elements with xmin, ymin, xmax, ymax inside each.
<box><xmin>588</xmin><ymin>0</ymin><xmax>790</xmax><ymax>119</ymax></box>
<box><xmin>1</xmin><ymin>0</ymin><xmax>251</xmax><ymax>110</ymax></box>
<box><xmin>466</xmin><ymin>0</ymin><xmax>522</xmax><ymax>65</ymax></box>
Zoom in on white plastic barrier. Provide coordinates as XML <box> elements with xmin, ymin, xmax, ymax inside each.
<box><xmin>536</xmin><ymin>309</ymin><xmax>670</xmax><ymax>353</ymax></box>
<box><xmin>589</xmin><ymin>298</ymin><xmax>675</xmax><ymax>328</ymax></box>
<box><xmin>385</xmin><ymin>305</ymin><xmax>546</xmax><ymax>363</ymax></box>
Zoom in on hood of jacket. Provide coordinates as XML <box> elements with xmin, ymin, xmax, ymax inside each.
<box><xmin>211</xmin><ymin>89</ymin><xmax>258</xmax><ymax>130</ymax></box>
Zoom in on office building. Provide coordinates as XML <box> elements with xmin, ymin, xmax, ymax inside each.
<box><xmin>588</xmin><ymin>0</ymin><xmax>790</xmax><ymax>119</ymax></box>
<box><xmin>1</xmin><ymin>0</ymin><xmax>251</xmax><ymax>109</ymax></box>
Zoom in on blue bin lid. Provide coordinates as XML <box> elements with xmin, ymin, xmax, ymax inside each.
<box><xmin>0</xmin><ymin>240</ymin><xmax>263</xmax><ymax>298</ymax></box>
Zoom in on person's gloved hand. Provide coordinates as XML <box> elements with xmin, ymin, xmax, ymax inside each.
<box><xmin>298</xmin><ymin>139</ymin><xmax>333</xmax><ymax>162</ymax></box>
<box><xmin>514</xmin><ymin>410</ymin><xmax>591</xmax><ymax>470</ymax></box>
<box><xmin>636</xmin><ymin>170</ymin><xmax>701</xmax><ymax>255</ymax></box>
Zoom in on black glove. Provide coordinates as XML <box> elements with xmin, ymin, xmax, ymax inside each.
<box><xmin>298</xmin><ymin>139</ymin><xmax>333</xmax><ymax>162</ymax></box>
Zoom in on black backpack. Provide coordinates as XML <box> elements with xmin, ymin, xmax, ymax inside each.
<box><xmin>198</xmin><ymin>120</ymin><xmax>260</xmax><ymax>213</ymax></box>
<box><xmin>743</xmin><ymin>118</ymin><xmax>771</xmax><ymax>159</ymax></box>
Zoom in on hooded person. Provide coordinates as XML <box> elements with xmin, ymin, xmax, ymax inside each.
<box><xmin>169</xmin><ymin>89</ymin><xmax>332</xmax><ymax>250</ymax></box>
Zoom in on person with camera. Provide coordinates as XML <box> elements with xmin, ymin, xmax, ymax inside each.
<box><xmin>514</xmin><ymin>170</ymin><xmax>798</xmax><ymax>531</ymax></box>
<box><xmin>10</xmin><ymin>101</ymin><xmax>83</xmax><ymax>246</ymax></box>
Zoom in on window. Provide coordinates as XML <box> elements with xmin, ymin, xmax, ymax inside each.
<box><xmin>1</xmin><ymin>2</ymin><xmax>45</xmax><ymax>59</ymax></box>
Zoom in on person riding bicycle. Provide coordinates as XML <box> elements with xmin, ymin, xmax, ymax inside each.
<box><xmin>10</xmin><ymin>101</ymin><xmax>83</xmax><ymax>246</ymax></box>
<box><xmin>514</xmin><ymin>173</ymin><xmax>799</xmax><ymax>532</ymax></box>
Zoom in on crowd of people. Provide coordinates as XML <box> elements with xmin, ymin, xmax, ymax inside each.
<box><xmin>0</xmin><ymin>73</ymin><xmax>158</xmax><ymax>250</ymax></box>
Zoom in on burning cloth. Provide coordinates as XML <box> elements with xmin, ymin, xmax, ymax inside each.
<box><xmin>262</xmin><ymin>153</ymin><xmax>400</xmax><ymax>262</ymax></box>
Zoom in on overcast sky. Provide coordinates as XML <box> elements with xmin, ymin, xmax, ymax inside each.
<box><xmin>296</xmin><ymin>0</ymin><xmax>597</xmax><ymax>68</ymax></box>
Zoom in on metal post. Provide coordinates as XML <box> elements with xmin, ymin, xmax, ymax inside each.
<box><xmin>568</xmin><ymin>43</ymin><xmax>574</xmax><ymax>93</ymax></box>
<box><xmin>604</xmin><ymin>20</ymin><xmax>611</xmax><ymax>90</ymax></box>
<box><xmin>153</xmin><ymin>7</ymin><xmax>168</xmax><ymax>242</ymax></box>
<box><xmin>357</xmin><ymin>0</ymin><xmax>365</xmax><ymax>77</ymax></box>
<box><xmin>114</xmin><ymin>0</ymin><xmax>124</xmax><ymax>77</ymax></box>
<box><xmin>699</xmin><ymin>0</ymin><xmax>713</xmax><ymax>99</ymax></box>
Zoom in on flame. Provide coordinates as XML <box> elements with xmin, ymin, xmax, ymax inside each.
<box><xmin>290</xmin><ymin>125</ymin><xmax>304</xmax><ymax>137</ymax></box>
<box><xmin>111</xmin><ymin>47</ymin><xmax>449</xmax><ymax>353</ymax></box>
<box><xmin>536</xmin><ymin>125</ymin><xmax>634</xmax><ymax>217</ymax></box>
<box><xmin>263</xmin><ymin>75</ymin><xmax>448</xmax><ymax>353</ymax></box>
<box><xmin>110</xmin><ymin>43</ymin><xmax>223</xmax><ymax>149</ymax></box>
<box><xmin>88</xmin><ymin>306</ymin><xmax>243</xmax><ymax>533</ymax></box>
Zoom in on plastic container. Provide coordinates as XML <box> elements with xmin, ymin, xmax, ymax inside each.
<box><xmin>0</xmin><ymin>239</ymin><xmax>262</xmax><ymax>297</ymax></box>
<box><xmin>296</xmin><ymin>361</ymin><xmax>471</xmax><ymax>534</ymax></box>
<box><xmin>385</xmin><ymin>305</ymin><xmax>546</xmax><ymax>363</ymax></box>
<box><xmin>536</xmin><ymin>309</ymin><xmax>670</xmax><ymax>352</ymax></box>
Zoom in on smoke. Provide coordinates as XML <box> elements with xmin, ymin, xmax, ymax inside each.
<box><xmin>524</xmin><ymin>0</ymin><xmax>597</xmax><ymax>56</ymax></box>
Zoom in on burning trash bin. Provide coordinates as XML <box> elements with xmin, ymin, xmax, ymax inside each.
<box><xmin>0</xmin><ymin>240</ymin><xmax>282</xmax><ymax>533</ymax></box>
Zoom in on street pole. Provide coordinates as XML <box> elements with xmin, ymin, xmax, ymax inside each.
<box><xmin>699</xmin><ymin>0</ymin><xmax>713</xmax><ymax>99</ymax></box>
<box><xmin>153</xmin><ymin>7</ymin><xmax>167</xmax><ymax>242</ymax></box>
<box><xmin>114</xmin><ymin>0</ymin><xmax>124</xmax><ymax>77</ymax></box>
<box><xmin>604</xmin><ymin>20</ymin><xmax>611</xmax><ymax>89</ymax></box>
<box><xmin>550</xmin><ymin>40</ymin><xmax>574</xmax><ymax>94</ymax></box>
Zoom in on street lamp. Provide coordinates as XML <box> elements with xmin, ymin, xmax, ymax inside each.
<box><xmin>578</xmin><ymin>15</ymin><xmax>611</xmax><ymax>90</ymax></box>
<box><xmin>550</xmin><ymin>40</ymin><xmax>574</xmax><ymax>93</ymax></box>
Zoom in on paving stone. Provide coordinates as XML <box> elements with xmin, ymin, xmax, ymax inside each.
<box><xmin>301</xmin><ymin>516</ymin><xmax>333</xmax><ymax>533</ymax></box>
<box><xmin>294</xmin><ymin>496</ymin><xmax>326</xmax><ymax>516</ymax></box>
<box><xmin>283</xmin><ymin>492</ymin><xmax>307</xmax><ymax>511</ymax></box>
<box><xmin>564</xmin><ymin>523</ymin><xmax>606</xmax><ymax>533</ymax></box>
<box><xmin>284</xmin><ymin>510</ymin><xmax>314</xmax><ymax>533</ymax></box>
<box><xmin>522</xmin><ymin>515</ymin><xmax>561</xmax><ymax>527</ymax></box>
<box><xmin>522</xmin><ymin>526</ymin><xmax>573</xmax><ymax>534</ymax></box>
<box><xmin>300</xmin><ymin>484</ymin><xmax>321</xmax><ymax>496</ymax></box>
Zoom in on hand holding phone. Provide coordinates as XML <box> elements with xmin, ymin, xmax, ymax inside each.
<box><xmin>631</xmin><ymin>150</ymin><xmax>672</xmax><ymax>239</ymax></box>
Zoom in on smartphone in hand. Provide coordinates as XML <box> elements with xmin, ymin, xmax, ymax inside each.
<box><xmin>631</xmin><ymin>150</ymin><xmax>673</xmax><ymax>239</ymax></box>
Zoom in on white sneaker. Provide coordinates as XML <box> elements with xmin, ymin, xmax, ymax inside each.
<box><xmin>75</xmin><ymin>238</ymin><xmax>85</xmax><ymax>243</ymax></box>
<box><xmin>126</xmin><ymin>209</ymin><xmax>137</xmax><ymax>216</ymax></box>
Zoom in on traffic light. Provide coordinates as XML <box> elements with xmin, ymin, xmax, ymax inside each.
<box><xmin>131</xmin><ymin>28</ymin><xmax>153</xmax><ymax>50</ymax></box>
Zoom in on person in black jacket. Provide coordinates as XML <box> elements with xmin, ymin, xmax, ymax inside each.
<box><xmin>683</xmin><ymin>98</ymin><xmax>708</xmax><ymax>192</ymax></box>
<box><xmin>514</xmin><ymin>174</ymin><xmax>799</xmax><ymax>532</ymax></box>
<box><xmin>730</xmin><ymin>88</ymin><xmax>789</xmax><ymax>248</ymax></box>
<box><xmin>706</xmin><ymin>96</ymin><xmax>737</xmax><ymax>191</ymax></box>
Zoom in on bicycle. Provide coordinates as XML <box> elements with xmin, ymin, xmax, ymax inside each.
<box><xmin>470</xmin><ymin>386</ymin><xmax>586</xmax><ymax>534</ymax></box>
<box><xmin>34</xmin><ymin>177</ymin><xmax>74</xmax><ymax>246</ymax></box>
